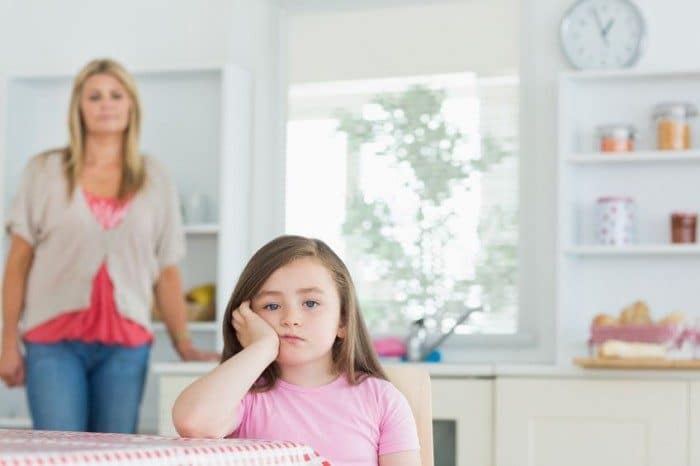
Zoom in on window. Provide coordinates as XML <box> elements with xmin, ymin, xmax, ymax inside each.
<box><xmin>285</xmin><ymin>72</ymin><xmax>519</xmax><ymax>335</ymax></box>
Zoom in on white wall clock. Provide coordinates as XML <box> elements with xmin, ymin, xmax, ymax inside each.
<box><xmin>560</xmin><ymin>0</ymin><xmax>646</xmax><ymax>69</ymax></box>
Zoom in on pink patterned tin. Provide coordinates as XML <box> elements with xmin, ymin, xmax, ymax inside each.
<box><xmin>596</xmin><ymin>196</ymin><xmax>637</xmax><ymax>245</ymax></box>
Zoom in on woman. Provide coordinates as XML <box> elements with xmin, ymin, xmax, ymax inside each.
<box><xmin>0</xmin><ymin>58</ymin><xmax>218</xmax><ymax>433</ymax></box>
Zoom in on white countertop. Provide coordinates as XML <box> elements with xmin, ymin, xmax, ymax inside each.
<box><xmin>151</xmin><ymin>360</ymin><xmax>700</xmax><ymax>380</ymax></box>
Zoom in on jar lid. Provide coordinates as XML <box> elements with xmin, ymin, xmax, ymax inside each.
<box><xmin>596</xmin><ymin>124</ymin><xmax>636</xmax><ymax>139</ymax></box>
<box><xmin>653</xmin><ymin>102</ymin><xmax>698</xmax><ymax>119</ymax></box>
<box><xmin>671</xmin><ymin>211</ymin><xmax>698</xmax><ymax>218</ymax></box>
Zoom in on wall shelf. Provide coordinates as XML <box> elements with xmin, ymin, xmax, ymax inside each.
<box><xmin>565</xmin><ymin>245</ymin><xmax>700</xmax><ymax>256</ymax></box>
<box><xmin>566</xmin><ymin>150</ymin><xmax>700</xmax><ymax>164</ymax></box>
<box><xmin>183</xmin><ymin>224</ymin><xmax>219</xmax><ymax>235</ymax></box>
<box><xmin>560</xmin><ymin>68</ymin><xmax>700</xmax><ymax>82</ymax></box>
<box><xmin>152</xmin><ymin>321</ymin><xmax>218</xmax><ymax>332</ymax></box>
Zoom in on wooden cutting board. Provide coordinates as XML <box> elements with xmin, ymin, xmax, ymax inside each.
<box><xmin>573</xmin><ymin>357</ymin><xmax>700</xmax><ymax>369</ymax></box>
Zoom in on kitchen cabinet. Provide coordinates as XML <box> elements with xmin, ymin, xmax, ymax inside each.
<box><xmin>432</xmin><ymin>378</ymin><xmax>493</xmax><ymax>466</ymax></box>
<box><xmin>690</xmin><ymin>382</ymin><xmax>700</xmax><ymax>466</ymax></box>
<box><xmin>495</xmin><ymin>378</ymin><xmax>688</xmax><ymax>466</ymax></box>
<box><xmin>158</xmin><ymin>374</ymin><xmax>197</xmax><ymax>436</ymax></box>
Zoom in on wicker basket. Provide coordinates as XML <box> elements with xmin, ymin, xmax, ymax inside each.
<box><xmin>151</xmin><ymin>299</ymin><xmax>216</xmax><ymax>322</ymax></box>
<box><xmin>587</xmin><ymin>323</ymin><xmax>688</xmax><ymax>358</ymax></box>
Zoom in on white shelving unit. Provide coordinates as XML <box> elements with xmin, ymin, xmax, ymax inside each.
<box><xmin>557</xmin><ymin>69</ymin><xmax>700</xmax><ymax>362</ymax></box>
<box><xmin>0</xmin><ymin>64</ymin><xmax>252</xmax><ymax>430</ymax></box>
<box><xmin>0</xmin><ymin>417</ymin><xmax>32</xmax><ymax>429</ymax></box>
<box><xmin>183</xmin><ymin>224</ymin><xmax>219</xmax><ymax>235</ymax></box>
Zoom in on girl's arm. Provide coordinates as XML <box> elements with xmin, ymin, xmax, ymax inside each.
<box><xmin>0</xmin><ymin>235</ymin><xmax>34</xmax><ymax>388</ymax></box>
<box><xmin>379</xmin><ymin>451</ymin><xmax>421</xmax><ymax>466</ymax></box>
<box><xmin>172</xmin><ymin>301</ymin><xmax>279</xmax><ymax>438</ymax></box>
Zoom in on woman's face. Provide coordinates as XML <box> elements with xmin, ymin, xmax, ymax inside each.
<box><xmin>80</xmin><ymin>73</ymin><xmax>131</xmax><ymax>136</ymax></box>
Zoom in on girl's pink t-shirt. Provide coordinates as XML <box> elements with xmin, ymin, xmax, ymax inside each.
<box><xmin>24</xmin><ymin>189</ymin><xmax>152</xmax><ymax>347</ymax></box>
<box><xmin>230</xmin><ymin>375</ymin><xmax>420</xmax><ymax>466</ymax></box>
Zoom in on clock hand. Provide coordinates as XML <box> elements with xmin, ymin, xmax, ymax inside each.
<box><xmin>591</xmin><ymin>8</ymin><xmax>609</xmax><ymax>45</ymax></box>
<box><xmin>602</xmin><ymin>18</ymin><xmax>615</xmax><ymax>38</ymax></box>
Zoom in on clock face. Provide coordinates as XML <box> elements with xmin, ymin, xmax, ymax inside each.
<box><xmin>561</xmin><ymin>0</ymin><xmax>645</xmax><ymax>69</ymax></box>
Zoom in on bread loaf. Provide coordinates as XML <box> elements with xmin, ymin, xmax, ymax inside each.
<box><xmin>658</xmin><ymin>311</ymin><xmax>685</xmax><ymax>326</ymax></box>
<box><xmin>592</xmin><ymin>313</ymin><xmax>618</xmax><ymax>327</ymax></box>
<box><xmin>597</xmin><ymin>340</ymin><xmax>666</xmax><ymax>359</ymax></box>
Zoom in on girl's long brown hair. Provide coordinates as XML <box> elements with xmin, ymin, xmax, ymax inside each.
<box><xmin>221</xmin><ymin>235</ymin><xmax>387</xmax><ymax>391</ymax></box>
<box><xmin>63</xmin><ymin>58</ymin><xmax>145</xmax><ymax>199</ymax></box>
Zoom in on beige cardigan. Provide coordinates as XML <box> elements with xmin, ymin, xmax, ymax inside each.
<box><xmin>5</xmin><ymin>151</ymin><xmax>186</xmax><ymax>332</ymax></box>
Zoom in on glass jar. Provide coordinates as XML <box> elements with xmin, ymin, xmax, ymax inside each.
<box><xmin>596</xmin><ymin>197</ymin><xmax>637</xmax><ymax>245</ymax></box>
<box><xmin>670</xmin><ymin>212</ymin><xmax>697</xmax><ymax>244</ymax></box>
<box><xmin>597</xmin><ymin>124</ymin><xmax>635</xmax><ymax>152</ymax></box>
<box><xmin>653</xmin><ymin>102</ymin><xmax>698</xmax><ymax>150</ymax></box>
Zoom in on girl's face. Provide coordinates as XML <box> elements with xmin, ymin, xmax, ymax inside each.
<box><xmin>251</xmin><ymin>258</ymin><xmax>346</xmax><ymax>370</ymax></box>
<box><xmin>80</xmin><ymin>73</ymin><xmax>131</xmax><ymax>136</ymax></box>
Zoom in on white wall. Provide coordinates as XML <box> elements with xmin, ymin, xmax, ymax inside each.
<box><xmin>0</xmin><ymin>0</ymin><xmax>285</xmax><ymax>432</ymax></box>
<box><xmin>288</xmin><ymin>0</ymin><xmax>519</xmax><ymax>82</ymax></box>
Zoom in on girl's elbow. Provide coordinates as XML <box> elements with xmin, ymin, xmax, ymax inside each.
<box><xmin>173</xmin><ymin>416</ymin><xmax>225</xmax><ymax>439</ymax></box>
<box><xmin>172</xmin><ymin>407</ymin><xmax>229</xmax><ymax>439</ymax></box>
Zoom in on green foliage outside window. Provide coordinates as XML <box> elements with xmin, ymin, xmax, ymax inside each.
<box><xmin>336</xmin><ymin>85</ymin><xmax>517</xmax><ymax>331</ymax></box>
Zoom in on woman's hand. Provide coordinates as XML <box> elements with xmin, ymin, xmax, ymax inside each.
<box><xmin>175</xmin><ymin>340</ymin><xmax>220</xmax><ymax>362</ymax></box>
<box><xmin>0</xmin><ymin>343</ymin><xmax>25</xmax><ymax>387</ymax></box>
<box><xmin>231</xmin><ymin>301</ymin><xmax>279</xmax><ymax>354</ymax></box>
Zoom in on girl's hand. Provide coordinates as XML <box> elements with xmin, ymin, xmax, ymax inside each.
<box><xmin>231</xmin><ymin>301</ymin><xmax>279</xmax><ymax>354</ymax></box>
<box><xmin>0</xmin><ymin>343</ymin><xmax>25</xmax><ymax>388</ymax></box>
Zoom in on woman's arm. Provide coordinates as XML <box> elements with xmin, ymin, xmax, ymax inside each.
<box><xmin>154</xmin><ymin>266</ymin><xmax>218</xmax><ymax>361</ymax></box>
<box><xmin>0</xmin><ymin>235</ymin><xmax>34</xmax><ymax>387</ymax></box>
<box><xmin>172</xmin><ymin>301</ymin><xmax>279</xmax><ymax>438</ymax></box>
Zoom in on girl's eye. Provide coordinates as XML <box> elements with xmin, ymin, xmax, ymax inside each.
<box><xmin>263</xmin><ymin>303</ymin><xmax>280</xmax><ymax>311</ymax></box>
<box><xmin>88</xmin><ymin>95</ymin><xmax>101</xmax><ymax>101</ymax></box>
<box><xmin>304</xmin><ymin>300</ymin><xmax>319</xmax><ymax>309</ymax></box>
<box><xmin>111</xmin><ymin>93</ymin><xmax>123</xmax><ymax>100</ymax></box>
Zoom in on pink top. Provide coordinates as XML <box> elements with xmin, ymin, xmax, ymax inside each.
<box><xmin>230</xmin><ymin>375</ymin><xmax>420</xmax><ymax>466</ymax></box>
<box><xmin>24</xmin><ymin>189</ymin><xmax>152</xmax><ymax>347</ymax></box>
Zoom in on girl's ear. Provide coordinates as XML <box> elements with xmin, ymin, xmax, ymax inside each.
<box><xmin>337</xmin><ymin>325</ymin><xmax>347</xmax><ymax>339</ymax></box>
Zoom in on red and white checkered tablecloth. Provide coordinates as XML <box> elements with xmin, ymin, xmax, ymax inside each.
<box><xmin>0</xmin><ymin>429</ymin><xmax>331</xmax><ymax>466</ymax></box>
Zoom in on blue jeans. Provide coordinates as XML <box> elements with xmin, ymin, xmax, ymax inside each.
<box><xmin>24</xmin><ymin>341</ymin><xmax>151</xmax><ymax>433</ymax></box>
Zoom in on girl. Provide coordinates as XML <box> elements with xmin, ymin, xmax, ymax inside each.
<box><xmin>173</xmin><ymin>235</ymin><xmax>421</xmax><ymax>465</ymax></box>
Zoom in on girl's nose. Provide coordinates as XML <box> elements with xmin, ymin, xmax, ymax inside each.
<box><xmin>281</xmin><ymin>307</ymin><xmax>302</xmax><ymax>327</ymax></box>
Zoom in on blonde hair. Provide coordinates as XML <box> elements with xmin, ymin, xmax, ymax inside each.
<box><xmin>64</xmin><ymin>58</ymin><xmax>145</xmax><ymax>199</ymax></box>
<box><xmin>221</xmin><ymin>235</ymin><xmax>387</xmax><ymax>391</ymax></box>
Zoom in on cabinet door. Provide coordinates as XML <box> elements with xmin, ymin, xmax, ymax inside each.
<box><xmin>158</xmin><ymin>375</ymin><xmax>198</xmax><ymax>436</ymax></box>
<box><xmin>495</xmin><ymin>378</ymin><xmax>688</xmax><ymax>466</ymax></box>
<box><xmin>691</xmin><ymin>382</ymin><xmax>700</xmax><ymax>466</ymax></box>
<box><xmin>432</xmin><ymin>378</ymin><xmax>493</xmax><ymax>466</ymax></box>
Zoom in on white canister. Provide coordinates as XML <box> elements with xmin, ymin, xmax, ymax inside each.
<box><xmin>596</xmin><ymin>197</ymin><xmax>637</xmax><ymax>245</ymax></box>
<box><xmin>184</xmin><ymin>192</ymin><xmax>211</xmax><ymax>225</ymax></box>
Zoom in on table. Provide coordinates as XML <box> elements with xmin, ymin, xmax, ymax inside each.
<box><xmin>0</xmin><ymin>429</ymin><xmax>331</xmax><ymax>465</ymax></box>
